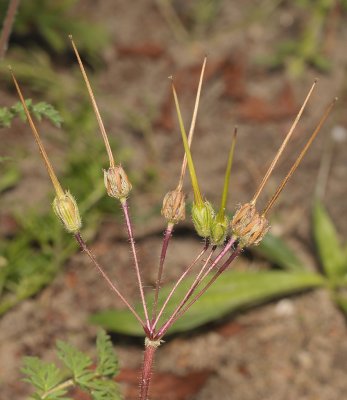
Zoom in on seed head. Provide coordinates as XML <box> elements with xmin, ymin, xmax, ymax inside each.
<box><xmin>104</xmin><ymin>165</ymin><xmax>132</xmax><ymax>200</ymax></box>
<box><xmin>210</xmin><ymin>215</ymin><xmax>229</xmax><ymax>246</ymax></box>
<box><xmin>161</xmin><ymin>188</ymin><xmax>186</xmax><ymax>224</ymax></box>
<box><xmin>231</xmin><ymin>203</ymin><xmax>269</xmax><ymax>247</ymax></box>
<box><xmin>191</xmin><ymin>201</ymin><xmax>214</xmax><ymax>238</ymax></box>
<box><xmin>53</xmin><ymin>191</ymin><xmax>82</xmax><ymax>233</ymax></box>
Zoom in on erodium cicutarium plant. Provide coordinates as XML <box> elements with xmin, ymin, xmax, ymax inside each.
<box><xmin>10</xmin><ymin>36</ymin><xmax>336</xmax><ymax>399</ymax></box>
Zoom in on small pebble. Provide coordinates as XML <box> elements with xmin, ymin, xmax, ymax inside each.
<box><xmin>274</xmin><ymin>299</ymin><xmax>295</xmax><ymax>317</ymax></box>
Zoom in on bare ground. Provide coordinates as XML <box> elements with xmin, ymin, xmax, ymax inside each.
<box><xmin>1</xmin><ymin>1</ymin><xmax>347</xmax><ymax>399</ymax></box>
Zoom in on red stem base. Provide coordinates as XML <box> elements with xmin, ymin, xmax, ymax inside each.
<box><xmin>139</xmin><ymin>339</ymin><xmax>161</xmax><ymax>400</ymax></box>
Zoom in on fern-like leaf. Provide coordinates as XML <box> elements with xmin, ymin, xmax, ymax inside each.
<box><xmin>0</xmin><ymin>100</ymin><xmax>63</xmax><ymax>128</ymax></box>
<box><xmin>22</xmin><ymin>332</ymin><xmax>122</xmax><ymax>399</ymax></box>
<box><xmin>32</xmin><ymin>102</ymin><xmax>63</xmax><ymax>127</ymax></box>
<box><xmin>96</xmin><ymin>330</ymin><xmax>119</xmax><ymax>378</ymax></box>
<box><xmin>56</xmin><ymin>340</ymin><xmax>94</xmax><ymax>386</ymax></box>
<box><xmin>21</xmin><ymin>357</ymin><xmax>68</xmax><ymax>399</ymax></box>
<box><xmin>88</xmin><ymin>379</ymin><xmax>122</xmax><ymax>400</ymax></box>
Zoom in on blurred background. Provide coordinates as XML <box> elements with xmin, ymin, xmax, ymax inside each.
<box><xmin>0</xmin><ymin>0</ymin><xmax>347</xmax><ymax>399</ymax></box>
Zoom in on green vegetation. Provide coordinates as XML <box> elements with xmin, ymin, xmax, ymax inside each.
<box><xmin>0</xmin><ymin>115</ymin><xmax>127</xmax><ymax>314</ymax></box>
<box><xmin>22</xmin><ymin>330</ymin><xmax>121</xmax><ymax>400</ymax></box>
<box><xmin>0</xmin><ymin>100</ymin><xmax>62</xmax><ymax>128</ymax></box>
<box><xmin>265</xmin><ymin>0</ymin><xmax>337</xmax><ymax>76</ymax></box>
<box><xmin>0</xmin><ymin>0</ymin><xmax>119</xmax><ymax>314</ymax></box>
<box><xmin>0</xmin><ymin>0</ymin><xmax>108</xmax><ymax>64</ymax></box>
<box><xmin>91</xmin><ymin>200</ymin><xmax>347</xmax><ymax>336</ymax></box>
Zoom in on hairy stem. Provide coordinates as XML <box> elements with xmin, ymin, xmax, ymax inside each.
<box><xmin>152</xmin><ymin>242</ymin><xmax>208</xmax><ymax>330</ymax></box>
<box><xmin>0</xmin><ymin>0</ymin><xmax>21</xmax><ymax>60</ymax></box>
<box><xmin>156</xmin><ymin>239</ymin><xmax>237</xmax><ymax>338</ymax></box>
<box><xmin>74</xmin><ymin>233</ymin><xmax>146</xmax><ymax>329</ymax></box>
<box><xmin>151</xmin><ymin>223</ymin><xmax>173</xmax><ymax>325</ymax></box>
<box><xmin>160</xmin><ymin>247</ymin><xmax>241</xmax><ymax>337</ymax></box>
<box><xmin>120</xmin><ymin>199</ymin><xmax>150</xmax><ymax>328</ymax></box>
<box><xmin>139</xmin><ymin>340</ymin><xmax>160</xmax><ymax>400</ymax></box>
<box><xmin>170</xmin><ymin>245</ymin><xmax>217</xmax><ymax>317</ymax></box>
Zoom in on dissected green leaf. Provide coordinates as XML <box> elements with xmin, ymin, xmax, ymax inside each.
<box><xmin>56</xmin><ymin>340</ymin><xmax>93</xmax><ymax>385</ymax></box>
<box><xmin>96</xmin><ymin>330</ymin><xmax>119</xmax><ymax>378</ymax></box>
<box><xmin>313</xmin><ymin>200</ymin><xmax>346</xmax><ymax>279</ymax></box>
<box><xmin>11</xmin><ymin>99</ymin><xmax>32</xmax><ymax>121</ymax></box>
<box><xmin>91</xmin><ymin>270</ymin><xmax>325</xmax><ymax>336</ymax></box>
<box><xmin>31</xmin><ymin>101</ymin><xmax>63</xmax><ymax>127</ymax></box>
<box><xmin>88</xmin><ymin>379</ymin><xmax>121</xmax><ymax>400</ymax></box>
<box><xmin>0</xmin><ymin>100</ymin><xmax>63</xmax><ymax>128</ymax></box>
<box><xmin>256</xmin><ymin>233</ymin><xmax>305</xmax><ymax>271</ymax></box>
<box><xmin>21</xmin><ymin>357</ymin><xmax>64</xmax><ymax>396</ymax></box>
<box><xmin>22</xmin><ymin>331</ymin><xmax>121</xmax><ymax>400</ymax></box>
<box><xmin>0</xmin><ymin>107</ymin><xmax>13</xmax><ymax>127</ymax></box>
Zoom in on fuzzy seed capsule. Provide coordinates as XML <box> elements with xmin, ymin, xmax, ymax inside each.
<box><xmin>210</xmin><ymin>215</ymin><xmax>229</xmax><ymax>246</ymax></box>
<box><xmin>191</xmin><ymin>201</ymin><xmax>214</xmax><ymax>238</ymax></box>
<box><xmin>53</xmin><ymin>191</ymin><xmax>82</xmax><ymax>233</ymax></box>
<box><xmin>231</xmin><ymin>202</ymin><xmax>269</xmax><ymax>247</ymax></box>
<box><xmin>161</xmin><ymin>189</ymin><xmax>186</xmax><ymax>224</ymax></box>
<box><xmin>104</xmin><ymin>165</ymin><xmax>132</xmax><ymax>200</ymax></box>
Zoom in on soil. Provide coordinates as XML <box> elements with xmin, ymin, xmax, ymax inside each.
<box><xmin>1</xmin><ymin>1</ymin><xmax>347</xmax><ymax>399</ymax></box>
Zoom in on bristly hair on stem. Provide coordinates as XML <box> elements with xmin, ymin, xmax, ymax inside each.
<box><xmin>162</xmin><ymin>245</ymin><xmax>242</xmax><ymax>336</ymax></box>
<box><xmin>152</xmin><ymin>242</ymin><xmax>209</xmax><ymax>330</ymax></box>
<box><xmin>155</xmin><ymin>237</ymin><xmax>237</xmax><ymax>338</ymax></box>
<box><xmin>155</xmin><ymin>243</ymin><xmax>216</xmax><ymax>330</ymax></box>
<box><xmin>121</xmin><ymin>200</ymin><xmax>150</xmax><ymax>329</ymax></box>
<box><xmin>74</xmin><ymin>232</ymin><xmax>147</xmax><ymax>330</ymax></box>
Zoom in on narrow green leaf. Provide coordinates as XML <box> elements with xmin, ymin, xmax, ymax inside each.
<box><xmin>90</xmin><ymin>308</ymin><xmax>143</xmax><ymax>337</ymax></box>
<box><xmin>256</xmin><ymin>233</ymin><xmax>305</xmax><ymax>271</ymax></box>
<box><xmin>91</xmin><ymin>270</ymin><xmax>324</xmax><ymax>336</ymax></box>
<box><xmin>313</xmin><ymin>200</ymin><xmax>346</xmax><ymax>278</ymax></box>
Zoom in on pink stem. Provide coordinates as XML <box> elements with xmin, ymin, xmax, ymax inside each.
<box><xmin>139</xmin><ymin>342</ymin><xmax>158</xmax><ymax>400</ymax></box>
<box><xmin>158</xmin><ymin>247</ymin><xmax>241</xmax><ymax>338</ymax></box>
<box><xmin>74</xmin><ymin>233</ymin><xmax>146</xmax><ymax>329</ymax></box>
<box><xmin>152</xmin><ymin>242</ymin><xmax>208</xmax><ymax>330</ymax></box>
<box><xmin>121</xmin><ymin>199</ymin><xmax>150</xmax><ymax>328</ymax></box>
<box><xmin>168</xmin><ymin>245</ymin><xmax>217</xmax><ymax>318</ymax></box>
<box><xmin>195</xmin><ymin>241</ymin><xmax>235</xmax><ymax>286</ymax></box>
<box><xmin>151</xmin><ymin>224</ymin><xmax>173</xmax><ymax>325</ymax></box>
<box><xmin>156</xmin><ymin>239</ymin><xmax>237</xmax><ymax>338</ymax></box>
